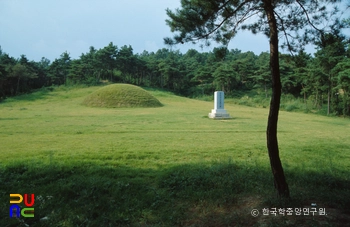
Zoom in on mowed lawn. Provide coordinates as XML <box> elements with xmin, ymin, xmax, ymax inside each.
<box><xmin>0</xmin><ymin>85</ymin><xmax>349</xmax><ymax>226</ymax></box>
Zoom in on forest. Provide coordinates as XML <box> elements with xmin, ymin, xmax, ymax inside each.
<box><xmin>0</xmin><ymin>31</ymin><xmax>349</xmax><ymax>116</ymax></box>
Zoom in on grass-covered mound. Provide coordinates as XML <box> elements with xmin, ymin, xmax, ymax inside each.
<box><xmin>82</xmin><ymin>83</ymin><xmax>162</xmax><ymax>108</ymax></box>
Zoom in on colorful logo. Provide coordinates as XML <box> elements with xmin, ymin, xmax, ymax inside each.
<box><xmin>9</xmin><ymin>194</ymin><xmax>35</xmax><ymax>218</ymax></box>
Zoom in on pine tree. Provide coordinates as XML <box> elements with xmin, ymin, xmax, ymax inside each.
<box><xmin>164</xmin><ymin>0</ymin><xmax>346</xmax><ymax>198</ymax></box>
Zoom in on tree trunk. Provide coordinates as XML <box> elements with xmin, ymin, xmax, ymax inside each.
<box><xmin>0</xmin><ymin>81</ymin><xmax>5</xmax><ymax>99</ymax></box>
<box><xmin>327</xmin><ymin>74</ymin><xmax>331</xmax><ymax>115</ymax></box>
<box><xmin>327</xmin><ymin>89</ymin><xmax>330</xmax><ymax>115</ymax></box>
<box><xmin>328</xmin><ymin>73</ymin><xmax>333</xmax><ymax>115</ymax></box>
<box><xmin>302</xmin><ymin>84</ymin><xmax>307</xmax><ymax>109</ymax></box>
<box><xmin>263</xmin><ymin>1</ymin><xmax>290</xmax><ymax>198</ymax></box>
<box><xmin>16</xmin><ymin>76</ymin><xmax>21</xmax><ymax>95</ymax></box>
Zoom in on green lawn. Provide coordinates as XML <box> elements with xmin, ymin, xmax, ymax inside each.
<box><xmin>1</xmin><ymin>85</ymin><xmax>349</xmax><ymax>226</ymax></box>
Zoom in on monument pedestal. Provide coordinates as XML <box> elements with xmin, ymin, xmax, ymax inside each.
<box><xmin>208</xmin><ymin>109</ymin><xmax>230</xmax><ymax>119</ymax></box>
<box><xmin>208</xmin><ymin>91</ymin><xmax>231</xmax><ymax>119</ymax></box>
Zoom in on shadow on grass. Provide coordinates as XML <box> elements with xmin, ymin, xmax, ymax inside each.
<box><xmin>0</xmin><ymin>161</ymin><xmax>349</xmax><ymax>227</ymax></box>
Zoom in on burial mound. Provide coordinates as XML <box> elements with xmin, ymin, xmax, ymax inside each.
<box><xmin>82</xmin><ymin>84</ymin><xmax>162</xmax><ymax>108</ymax></box>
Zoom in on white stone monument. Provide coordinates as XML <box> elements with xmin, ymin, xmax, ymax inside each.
<box><xmin>208</xmin><ymin>91</ymin><xmax>230</xmax><ymax>119</ymax></box>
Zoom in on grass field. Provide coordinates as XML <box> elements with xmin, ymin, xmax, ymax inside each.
<box><xmin>0</xmin><ymin>85</ymin><xmax>349</xmax><ymax>226</ymax></box>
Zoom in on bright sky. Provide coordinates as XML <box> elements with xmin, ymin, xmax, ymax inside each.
<box><xmin>6</xmin><ymin>1</ymin><xmax>347</xmax><ymax>62</ymax></box>
<box><xmin>0</xmin><ymin>0</ymin><xmax>274</xmax><ymax>61</ymax></box>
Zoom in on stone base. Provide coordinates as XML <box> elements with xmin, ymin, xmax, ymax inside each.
<box><xmin>208</xmin><ymin>109</ymin><xmax>231</xmax><ymax>119</ymax></box>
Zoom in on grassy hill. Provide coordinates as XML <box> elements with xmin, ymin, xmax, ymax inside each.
<box><xmin>0</xmin><ymin>84</ymin><xmax>349</xmax><ymax>226</ymax></box>
<box><xmin>82</xmin><ymin>83</ymin><xmax>162</xmax><ymax>108</ymax></box>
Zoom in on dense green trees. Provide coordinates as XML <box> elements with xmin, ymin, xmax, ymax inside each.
<box><xmin>0</xmin><ymin>51</ymin><xmax>39</xmax><ymax>97</ymax></box>
<box><xmin>333</xmin><ymin>58</ymin><xmax>350</xmax><ymax>115</ymax></box>
<box><xmin>49</xmin><ymin>52</ymin><xmax>71</xmax><ymax>86</ymax></box>
<box><xmin>0</xmin><ymin>41</ymin><xmax>349</xmax><ymax>115</ymax></box>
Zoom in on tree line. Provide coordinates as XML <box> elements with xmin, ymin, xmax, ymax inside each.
<box><xmin>0</xmin><ymin>34</ymin><xmax>349</xmax><ymax>115</ymax></box>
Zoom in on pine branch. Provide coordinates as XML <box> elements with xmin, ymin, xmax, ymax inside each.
<box><xmin>184</xmin><ymin>0</ymin><xmax>255</xmax><ymax>43</ymax></box>
<box><xmin>295</xmin><ymin>0</ymin><xmax>324</xmax><ymax>34</ymax></box>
